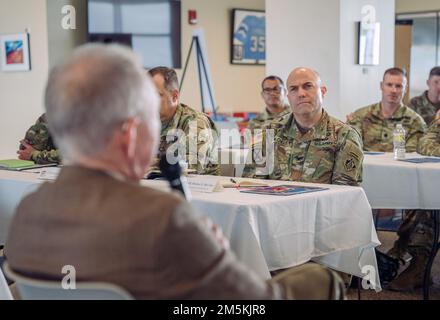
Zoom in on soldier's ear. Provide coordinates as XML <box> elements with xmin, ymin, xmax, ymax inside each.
<box><xmin>171</xmin><ymin>89</ymin><xmax>179</xmax><ymax>104</ymax></box>
<box><xmin>320</xmin><ymin>86</ymin><xmax>327</xmax><ymax>97</ymax></box>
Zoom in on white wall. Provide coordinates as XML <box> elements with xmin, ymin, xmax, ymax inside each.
<box><xmin>339</xmin><ymin>0</ymin><xmax>395</xmax><ymax>117</ymax></box>
<box><xmin>266</xmin><ymin>0</ymin><xmax>341</xmax><ymax>116</ymax></box>
<box><xmin>266</xmin><ymin>0</ymin><xmax>395</xmax><ymax>120</ymax></box>
<box><xmin>0</xmin><ymin>0</ymin><xmax>49</xmax><ymax>159</ymax></box>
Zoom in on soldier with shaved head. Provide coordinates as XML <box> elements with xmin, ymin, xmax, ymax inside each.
<box><xmin>243</xmin><ymin>67</ymin><xmax>363</xmax><ymax>186</ymax></box>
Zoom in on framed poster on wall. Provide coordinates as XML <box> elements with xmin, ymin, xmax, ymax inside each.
<box><xmin>0</xmin><ymin>33</ymin><xmax>31</xmax><ymax>72</ymax></box>
<box><xmin>231</xmin><ymin>9</ymin><xmax>265</xmax><ymax>65</ymax></box>
<box><xmin>357</xmin><ymin>21</ymin><xmax>381</xmax><ymax>65</ymax></box>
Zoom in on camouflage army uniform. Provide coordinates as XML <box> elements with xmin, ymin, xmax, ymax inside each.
<box><xmin>154</xmin><ymin>103</ymin><xmax>219</xmax><ymax>175</ymax></box>
<box><xmin>418</xmin><ymin>120</ymin><xmax>440</xmax><ymax>156</ymax></box>
<box><xmin>23</xmin><ymin>113</ymin><xmax>60</xmax><ymax>164</ymax></box>
<box><xmin>247</xmin><ymin>106</ymin><xmax>291</xmax><ymax>131</ymax></box>
<box><xmin>242</xmin><ymin>110</ymin><xmax>364</xmax><ymax>186</ymax></box>
<box><xmin>347</xmin><ymin>102</ymin><xmax>427</xmax><ymax>153</ymax></box>
<box><xmin>409</xmin><ymin>91</ymin><xmax>440</xmax><ymax>126</ymax></box>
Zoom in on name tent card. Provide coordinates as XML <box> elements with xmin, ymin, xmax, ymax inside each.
<box><xmin>186</xmin><ymin>176</ymin><xmax>223</xmax><ymax>193</ymax></box>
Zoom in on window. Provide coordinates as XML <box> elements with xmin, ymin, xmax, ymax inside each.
<box><xmin>88</xmin><ymin>0</ymin><xmax>181</xmax><ymax>68</ymax></box>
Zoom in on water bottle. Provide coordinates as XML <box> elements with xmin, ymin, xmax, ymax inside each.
<box><xmin>393</xmin><ymin>124</ymin><xmax>406</xmax><ymax>160</ymax></box>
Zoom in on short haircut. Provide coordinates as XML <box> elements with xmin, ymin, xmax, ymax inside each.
<box><xmin>148</xmin><ymin>66</ymin><xmax>179</xmax><ymax>92</ymax></box>
<box><xmin>45</xmin><ymin>43</ymin><xmax>159</xmax><ymax>160</ymax></box>
<box><xmin>429</xmin><ymin>66</ymin><xmax>440</xmax><ymax>78</ymax></box>
<box><xmin>383</xmin><ymin>67</ymin><xmax>407</xmax><ymax>80</ymax></box>
<box><xmin>261</xmin><ymin>75</ymin><xmax>284</xmax><ymax>90</ymax></box>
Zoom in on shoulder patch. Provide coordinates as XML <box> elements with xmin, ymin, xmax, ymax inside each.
<box><xmin>344</xmin><ymin>157</ymin><xmax>357</xmax><ymax>172</ymax></box>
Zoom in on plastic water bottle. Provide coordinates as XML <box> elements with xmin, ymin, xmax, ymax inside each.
<box><xmin>393</xmin><ymin>124</ymin><xmax>406</xmax><ymax>160</ymax></box>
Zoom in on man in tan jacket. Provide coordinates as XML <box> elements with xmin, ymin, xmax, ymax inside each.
<box><xmin>4</xmin><ymin>44</ymin><xmax>344</xmax><ymax>300</ymax></box>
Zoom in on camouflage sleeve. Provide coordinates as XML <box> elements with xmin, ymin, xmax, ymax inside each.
<box><xmin>406</xmin><ymin>117</ymin><xmax>427</xmax><ymax>153</ymax></box>
<box><xmin>346</xmin><ymin>114</ymin><xmax>363</xmax><ymax>141</ymax></box>
<box><xmin>241</xmin><ymin>129</ymin><xmax>270</xmax><ymax>179</ymax></box>
<box><xmin>417</xmin><ymin>123</ymin><xmax>440</xmax><ymax>157</ymax></box>
<box><xmin>332</xmin><ymin>129</ymin><xmax>364</xmax><ymax>186</ymax></box>
<box><xmin>23</xmin><ymin>114</ymin><xmax>60</xmax><ymax>164</ymax></box>
<box><xmin>241</xmin><ymin>153</ymin><xmax>257</xmax><ymax>178</ymax></box>
<box><xmin>30</xmin><ymin>148</ymin><xmax>61</xmax><ymax>164</ymax></box>
<box><xmin>24</xmin><ymin>114</ymin><xmax>55</xmax><ymax>153</ymax></box>
<box><xmin>185</xmin><ymin>115</ymin><xmax>219</xmax><ymax>175</ymax></box>
<box><xmin>408</xmin><ymin>97</ymin><xmax>418</xmax><ymax>112</ymax></box>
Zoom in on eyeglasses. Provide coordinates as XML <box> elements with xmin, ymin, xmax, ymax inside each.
<box><xmin>262</xmin><ymin>86</ymin><xmax>284</xmax><ymax>94</ymax></box>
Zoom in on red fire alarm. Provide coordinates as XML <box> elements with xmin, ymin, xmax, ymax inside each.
<box><xmin>188</xmin><ymin>10</ymin><xmax>197</xmax><ymax>25</ymax></box>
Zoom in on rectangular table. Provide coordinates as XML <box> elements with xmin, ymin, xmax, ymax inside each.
<box><xmin>362</xmin><ymin>152</ymin><xmax>440</xmax><ymax>209</ymax></box>
<box><xmin>0</xmin><ymin>170</ymin><xmax>381</xmax><ymax>291</ymax></box>
<box><xmin>362</xmin><ymin>152</ymin><xmax>440</xmax><ymax>299</ymax></box>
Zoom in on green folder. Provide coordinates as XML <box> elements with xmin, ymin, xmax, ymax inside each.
<box><xmin>0</xmin><ymin>159</ymin><xmax>37</xmax><ymax>170</ymax></box>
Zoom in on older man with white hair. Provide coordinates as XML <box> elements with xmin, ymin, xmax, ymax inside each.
<box><xmin>4</xmin><ymin>45</ymin><xmax>344</xmax><ymax>300</ymax></box>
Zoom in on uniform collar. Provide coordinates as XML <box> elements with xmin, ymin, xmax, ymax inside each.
<box><xmin>422</xmin><ymin>90</ymin><xmax>440</xmax><ymax>108</ymax></box>
<box><xmin>284</xmin><ymin>109</ymin><xmax>329</xmax><ymax>141</ymax></box>
<box><xmin>372</xmin><ymin>102</ymin><xmax>407</xmax><ymax>120</ymax></box>
<box><xmin>261</xmin><ymin>105</ymin><xmax>289</xmax><ymax>119</ymax></box>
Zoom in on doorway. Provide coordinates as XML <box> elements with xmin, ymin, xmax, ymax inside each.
<box><xmin>396</xmin><ymin>12</ymin><xmax>440</xmax><ymax>101</ymax></box>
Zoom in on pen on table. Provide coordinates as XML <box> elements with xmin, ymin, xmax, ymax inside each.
<box><xmin>230</xmin><ymin>178</ymin><xmax>238</xmax><ymax>187</ymax></box>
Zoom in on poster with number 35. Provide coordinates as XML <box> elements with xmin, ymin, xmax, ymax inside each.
<box><xmin>231</xmin><ymin>9</ymin><xmax>265</xmax><ymax>65</ymax></box>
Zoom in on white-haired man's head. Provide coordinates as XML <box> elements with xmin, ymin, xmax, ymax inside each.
<box><xmin>45</xmin><ymin>43</ymin><xmax>160</xmax><ymax>179</ymax></box>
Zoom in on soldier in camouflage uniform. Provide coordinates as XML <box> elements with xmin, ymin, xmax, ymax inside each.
<box><xmin>347</xmin><ymin>68</ymin><xmax>433</xmax><ymax>291</ymax></box>
<box><xmin>148</xmin><ymin>67</ymin><xmax>219</xmax><ymax>175</ymax></box>
<box><xmin>243</xmin><ymin>67</ymin><xmax>364</xmax><ymax>186</ymax></box>
<box><xmin>408</xmin><ymin>66</ymin><xmax>440</xmax><ymax>126</ymax></box>
<box><xmin>347</xmin><ymin>103</ymin><xmax>426</xmax><ymax>153</ymax></box>
<box><xmin>247</xmin><ymin>75</ymin><xmax>291</xmax><ymax>131</ymax></box>
<box><xmin>418</xmin><ymin>118</ymin><xmax>440</xmax><ymax>156</ymax></box>
<box><xmin>17</xmin><ymin>113</ymin><xmax>61</xmax><ymax>164</ymax></box>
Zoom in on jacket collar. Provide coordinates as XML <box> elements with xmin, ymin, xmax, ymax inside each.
<box><xmin>371</xmin><ymin>102</ymin><xmax>407</xmax><ymax>120</ymax></box>
<box><xmin>283</xmin><ymin>109</ymin><xmax>330</xmax><ymax>142</ymax></box>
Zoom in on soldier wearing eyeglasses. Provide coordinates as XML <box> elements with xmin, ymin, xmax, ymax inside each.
<box><xmin>247</xmin><ymin>75</ymin><xmax>291</xmax><ymax>131</ymax></box>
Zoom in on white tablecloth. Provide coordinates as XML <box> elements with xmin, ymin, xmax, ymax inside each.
<box><xmin>0</xmin><ymin>170</ymin><xmax>381</xmax><ymax>290</ymax></box>
<box><xmin>362</xmin><ymin>153</ymin><xmax>440</xmax><ymax>209</ymax></box>
<box><xmin>143</xmin><ymin>176</ymin><xmax>381</xmax><ymax>290</ymax></box>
